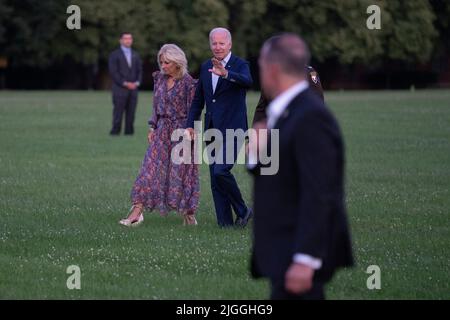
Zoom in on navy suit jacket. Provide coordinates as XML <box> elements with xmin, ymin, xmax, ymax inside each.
<box><xmin>186</xmin><ymin>54</ymin><xmax>253</xmax><ymax>133</ymax></box>
<box><xmin>249</xmin><ymin>88</ymin><xmax>354</xmax><ymax>283</ymax></box>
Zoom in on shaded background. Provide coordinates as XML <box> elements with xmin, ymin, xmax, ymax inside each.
<box><xmin>0</xmin><ymin>0</ymin><xmax>449</xmax><ymax>90</ymax></box>
<box><xmin>1</xmin><ymin>0</ymin><xmax>449</xmax><ymax>300</ymax></box>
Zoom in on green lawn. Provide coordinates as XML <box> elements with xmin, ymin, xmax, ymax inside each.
<box><xmin>0</xmin><ymin>90</ymin><xmax>449</xmax><ymax>299</ymax></box>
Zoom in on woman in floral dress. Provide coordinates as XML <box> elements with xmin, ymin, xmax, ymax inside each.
<box><xmin>119</xmin><ymin>44</ymin><xmax>199</xmax><ymax>226</ymax></box>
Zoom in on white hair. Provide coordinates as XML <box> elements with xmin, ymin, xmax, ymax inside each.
<box><xmin>157</xmin><ymin>44</ymin><xmax>188</xmax><ymax>79</ymax></box>
<box><xmin>209</xmin><ymin>27</ymin><xmax>232</xmax><ymax>44</ymax></box>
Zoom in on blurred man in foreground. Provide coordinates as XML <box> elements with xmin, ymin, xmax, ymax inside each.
<box><xmin>248</xmin><ymin>34</ymin><xmax>354</xmax><ymax>300</ymax></box>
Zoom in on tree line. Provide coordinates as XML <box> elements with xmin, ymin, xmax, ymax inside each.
<box><xmin>0</xmin><ymin>0</ymin><xmax>448</xmax><ymax>89</ymax></box>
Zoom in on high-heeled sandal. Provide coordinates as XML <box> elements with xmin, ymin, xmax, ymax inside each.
<box><xmin>183</xmin><ymin>214</ymin><xmax>198</xmax><ymax>226</ymax></box>
<box><xmin>119</xmin><ymin>205</ymin><xmax>144</xmax><ymax>227</ymax></box>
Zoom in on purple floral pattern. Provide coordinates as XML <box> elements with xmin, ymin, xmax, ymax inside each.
<box><xmin>131</xmin><ymin>71</ymin><xmax>199</xmax><ymax>215</ymax></box>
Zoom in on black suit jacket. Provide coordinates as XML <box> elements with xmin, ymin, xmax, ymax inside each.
<box><xmin>252</xmin><ymin>66</ymin><xmax>323</xmax><ymax>125</ymax></box>
<box><xmin>250</xmin><ymin>88</ymin><xmax>354</xmax><ymax>283</ymax></box>
<box><xmin>108</xmin><ymin>48</ymin><xmax>143</xmax><ymax>96</ymax></box>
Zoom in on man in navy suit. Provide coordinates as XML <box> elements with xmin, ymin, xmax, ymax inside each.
<box><xmin>108</xmin><ymin>32</ymin><xmax>142</xmax><ymax>135</ymax></box>
<box><xmin>248</xmin><ymin>34</ymin><xmax>353</xmax><ymax>299</ymax></box>
<box><xmin>186</xmin><ymin>27</ymin><xmax>253</xmax><ymax>228</ymax></box>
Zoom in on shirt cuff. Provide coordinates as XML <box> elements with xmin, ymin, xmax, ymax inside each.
<box><xmin>135</xmin><ymin>81</ymin><xmax>140</xmax><ymax>87</ymax></box>
<box><xmin>293</xmin><ymin>254</ymin><xmax>322</xmax><ymax>270</ymax></box>
<box><xmin>246</xmin><ymin>162</ymin><xmax>257</xmax><ymax>170</ymax></box>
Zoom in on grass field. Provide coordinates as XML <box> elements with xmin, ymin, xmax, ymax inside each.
<box><xmin>0</xmin><ymin>90</ymin><xmax>449</xmax><ymax>299</ymax></box>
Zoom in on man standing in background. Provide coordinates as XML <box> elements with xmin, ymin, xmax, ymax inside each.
<box><xmin>252</xmin><ymin>65</ymin><xmax>324</xmax><ymax>125</ymax></box>
<box><xmin>108</xmin><ymin>32</ymin><xmax>142</xmax><ymax>135</ymax></box>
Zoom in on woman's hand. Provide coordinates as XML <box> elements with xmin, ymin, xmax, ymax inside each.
<box><xmin>184</xmin><ymin>128</ymin><xmax>195</xmax><ymax>141</ymax></box>
<box><xmin>147</xmin><ymin>128</ymin><xmax>154</xmax><ymax>144</ymax></box>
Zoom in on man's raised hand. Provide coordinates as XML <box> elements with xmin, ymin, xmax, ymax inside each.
<box><xmin>208</xmin><ymin>58</ymin><xmax>228</xmax><ymax>77</ymax></box>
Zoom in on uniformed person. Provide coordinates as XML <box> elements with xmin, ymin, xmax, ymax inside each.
<box><xmin>252</xmin><ymin>65</ymin><xmax>323</xmax><ymax>125</ymax></box>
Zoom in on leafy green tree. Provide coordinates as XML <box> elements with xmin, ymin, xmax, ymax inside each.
<box><xmin>1</xmin><ymin>0</ymin><xmax>68</xmax><ymax>67</ymax></box>
<box><xmin>429</xmin><ymin>0</ymin><xmax>450</xmax><ymax>60</ymax></box>
<box><xmin>159</xmin><ymin>0</ymin><xmax>228</xmax><ymax>70</ymax></box>
<box><xmin>51</xmin><ymin>0</ymin><xmax>229</xmax><ymax>70</ymax></box>
<box><xmin>384</xmin><ymin>0</ymin><xmax>437</xmax><ymax>63</ymax></box>
<box><xmin>0</xmin><ymin>1</ymin><xmax>12</xmax><ymax>50</ymax></box>
<box><xmin>242</xmin><ymin>0</ymin><xmax>437</xmax><ymax>65</ymax></box>
<box><xmin>0</xmin><ymin>0</ymin><xmax>444</xmax><ymax>88</ymax></box>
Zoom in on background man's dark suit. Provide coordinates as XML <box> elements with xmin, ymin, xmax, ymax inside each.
<box><xmin>249</xmin><ymin>88</ymin><xmax>354</xmax><ymax>299</ymax></box>
<box><xmin>252</xmin><ymin>66</ymin><xmax>323</xmax><ymax>124</ymax></box>
<box><xmin>187</xmin><ymin>54</ymin><xmax>253</xmax><ymax>227</ymax></box>
<box><xmin>108</xmin><ymin>48</ymin><xmax>142</xmax><ymax>135</ymax></box>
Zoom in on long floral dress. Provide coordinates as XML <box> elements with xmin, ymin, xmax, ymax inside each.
<box><xmin>131</xmin><ymin>71</ymin><xmax>199</xmax><ymax>215</ymax></box>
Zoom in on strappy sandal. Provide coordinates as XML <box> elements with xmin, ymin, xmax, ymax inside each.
<box><xmin>119</xmin><ymin>204</ymin><xmax>144</xmax><ymax>227</ymax></box>
<box><xmin>183</xmin><ymin>214</ymin><xmax>198</xmax><ymax>226</ymax></box>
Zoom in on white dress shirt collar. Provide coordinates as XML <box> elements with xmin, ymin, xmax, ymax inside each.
<box><xmin>212</xmin><ymin>52</ymin><xmax>232</xmax><ymax>93</ymax></box>
<box><xmin>221</xmin><ymin>51</ymin><xmax>232</xmax><ymax>65</ymax></box>
<box><xmin>266</xmin><ymin>80</ymin><xmax>309</xmax><ymax>129</ymax></box>
<box><xmin>121</xmin><ymin>46</ymin><xmax>132</xmax><ymax>67</ymax></box>
<box><xmin>121</xmin><ymin>45</ymin><xmax>131</xmax><ymax>53</ymax></box>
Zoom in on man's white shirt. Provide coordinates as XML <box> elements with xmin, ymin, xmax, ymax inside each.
<box><xmin>249</xmin><ymin>80</ymin><xmax>323</xmax><ymax>270</ymax></box>
<box><xmin>266</xmin><ymin>80</ymin><xmax>309</xmax><ymax>129</ymax></box>
<box><xmin>212</xmin><ymin>51</ymin><xmax>231</xmax><ymax>93</ymax></box>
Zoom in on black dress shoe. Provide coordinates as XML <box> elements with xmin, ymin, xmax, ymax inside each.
<box><xmin>235</xmin><ymin>207</ymin><xmax>253</xmax><ymax>227</ymax></box>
